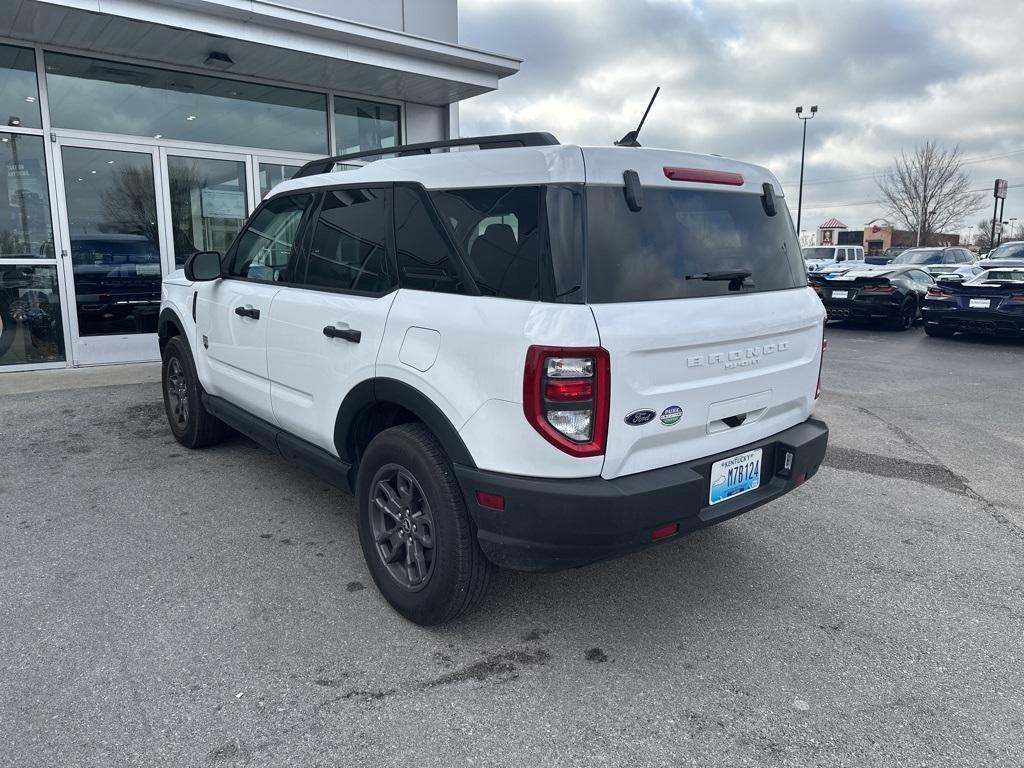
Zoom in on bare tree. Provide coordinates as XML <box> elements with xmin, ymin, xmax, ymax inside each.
<box><xmin>876</xmin><ymin>142</ymin><xmax>985</xmax><ymax>246</ymax></box>
<box><xmin>973</xmin><ymin>217</ymin><xmax>995</xmax><ymax>252</ymax></box>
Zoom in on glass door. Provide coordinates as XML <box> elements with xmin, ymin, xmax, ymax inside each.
<box><xmin>160</xmin><ymin>148</ymin><xmax>251</xmax><ymax>271</ymax></box>
<box><xmin>55</xmin><ymin>139</ymin><xmax>166</xmax><ymax>366</ymax></box>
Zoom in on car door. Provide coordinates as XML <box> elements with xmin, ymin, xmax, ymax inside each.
<box><xmin>197</xmin><ymin>192</ymin><xmax>313</xmax><ymax>423</ymax></box>
<box><xmin>267</xmin><ymin>185</ymin><xmax>398</xmax><ymax>453</ymax></box>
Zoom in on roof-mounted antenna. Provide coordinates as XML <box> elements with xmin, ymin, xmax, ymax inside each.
<box><xmin>614</xmin><ymin>87</ymin><xmax>660</xmax><ymax>147</ymax></box>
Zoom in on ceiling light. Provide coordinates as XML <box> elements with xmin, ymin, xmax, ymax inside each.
<box><xmin>204</xmin><ymin>51</ymin><xmax>234</xmax><ymax>70</ymax></box>
<box><xmin>25</xmin><ymin>96</ymin><xmax>36</xmax><ymax>103</ymax></box>
<box><xmin>90</xmin><ymin>170</ymin><xmax>97</xmax><ymax>174</ymax></box>
<box><xmin>153</xmin><ymin>134</ymin><xmax>163</xmax><ymax>139</ymax></box>
<box><xmin>186</xmin><ymin>115</ymin><xmax>197</xmax><ymax>121</ymax></box>
<box><xmin>1</xmin><ymin>137</ymin><xmax>8</xmax><ymax>143</ymax></box>
<box><xmin>77</xmin><ymin>178</ymin><xmax>83</xmax><ymax>182</ymax></box>
<box><xmin>7</xmin><ymin>117</ymin><xmax>20</xmax><ymax>127</ymax></box>
<box><xmin>107</xmin><ymin>160</ymin><xmax>114</xmax><ymax>164</ymax></box>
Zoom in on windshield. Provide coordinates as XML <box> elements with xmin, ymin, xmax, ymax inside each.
<box><xmin>892</xmin><ymin>248</ymin><xmax>941</xmax><ymax>265</ymax></box>
<box><xmin>803</xmin><ymin>247</ymin><xmax>837</xmax><ymax>260</ymax></box>
<box><xmin>988</xmin><ymin>243</ymin><xmax>1024</xmax><ymax>260</ymax></box>
<box><xmin>585</xmin><ymin>186</ymin><xmax>805</xmax><ymax>302</ymax></box>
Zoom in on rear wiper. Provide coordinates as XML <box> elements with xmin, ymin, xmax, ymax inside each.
<box><xmin>685</xmin><ymin>269</ymin><xmax>752</xmax><ymax>291</ymax></box>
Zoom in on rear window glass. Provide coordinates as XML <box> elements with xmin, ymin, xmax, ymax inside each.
<box><xmin>585</xmin><ymin>186</ymin><xmax>805</xmax><ymax>303</ymax></box>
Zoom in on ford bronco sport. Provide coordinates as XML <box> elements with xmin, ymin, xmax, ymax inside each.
<box><xmin>158</xmin><ymin>132</ymin><xmax>828</xmax><ymax>624</ymax></box>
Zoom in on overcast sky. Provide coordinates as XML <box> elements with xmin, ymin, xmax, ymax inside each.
<box><xmin>458</xmin><ymin>0</ymin><xmax>1024</xmax><ymax>240</ymax></box>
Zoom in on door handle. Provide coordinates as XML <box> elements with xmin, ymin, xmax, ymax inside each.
<box><xmin>234</xmin><ymin>306</ymin><xmax>260</xmax><ymax>319</ymax></box>
<box><xmin>323</xmin><ymin>325</ymin><xmax>361</xmax><ymax>343</ymax></box>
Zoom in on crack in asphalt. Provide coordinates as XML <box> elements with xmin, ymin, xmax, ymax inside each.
<box><xmin>836</xmin><ymin>406</ymin><xmax>1024</xmax><ymax>542</ymax></box>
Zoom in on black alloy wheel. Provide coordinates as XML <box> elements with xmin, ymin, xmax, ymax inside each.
<box><xmin>891</xmin><ymin>297</ymin><xmax>916</xmax><ymax>331</ymax></box>
<box><xmin>368</xmin><ymin>463</ymin><xmax>436</xmax><ymax>590</ymax></box>
<box><xmin>165</xmin><ymin>356</ymin><xmax>190</xmax><ymax>431</ymax></box>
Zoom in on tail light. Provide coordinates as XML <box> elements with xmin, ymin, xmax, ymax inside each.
<box><xmin>524</xmin><ymin>346</ymin><xmax>610</xmax><ymax>457</ymax></box>
<box><xmin>815</xmin><ymin>333</ymin><xmax>827</xmax><ymax>400</ymax></box>
<box><xmin>926</xmin><ymin>286</ymin><xmax>953</xmax><ymax>299</ymax></box>
<box><xmin>861</xmin><ymin>284</ymin><xmax>896</xmax><ymax>294</ymax></box>
<box><xmin>1008</xmin><ymin>293</ymin><xmax>1024</xmax><ymax>303</ymax></box>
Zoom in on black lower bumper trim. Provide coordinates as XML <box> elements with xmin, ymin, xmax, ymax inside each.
<box><xmin>455</xmin><ymin>417</ymin><xmax>828</xmax><ymax>572</ymax></box>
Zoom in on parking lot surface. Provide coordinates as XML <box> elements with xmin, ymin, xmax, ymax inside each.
<box><xmin>3</xmin><ymin>326</ymin><xmax>1022</xmax><ymax>767</ymax></box>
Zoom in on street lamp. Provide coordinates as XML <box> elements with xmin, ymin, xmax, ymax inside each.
<box><xmin>794</xmin><ymin>105</ymin><xmax>818</xmax><ymax>236</ymax></box>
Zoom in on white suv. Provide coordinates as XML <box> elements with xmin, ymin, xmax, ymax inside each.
<box><xmin>158</xmin><ymin>133</ymin><xmax>829</xmax><ymax>624</ymax></box>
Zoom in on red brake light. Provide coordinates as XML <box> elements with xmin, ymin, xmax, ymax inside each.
<box><xmin>524</xmin><ymin>346</ymin><xmax>610</xmax><ymax>457</ymax></box>
<box><xmin>663</xmin><ymin>167</ymin><xmax>744</xmax><ymax>186</ymax></box>
<box><xmin>926</xmin><ymin>286</ymin><xmax>953</xmax><ymax>298</ymax></box>
<box><xmin>1009</xmin><ymin>293</ymin><xmax>1024</xmax><ymax>302</ymax></box>
<box><xmin>861</xmin><ymin>284</ymin><xmax>896</xmax><ymax>294</ymax></box>
<box><xmin>545</xmin><ymin>379</ymin><xmax>593</xmax><ymax>401</ymax></box>
<box><xmin>815</xmin><ymin>333</ymin><xmax>827</xmax><ymax>400</ymax></box>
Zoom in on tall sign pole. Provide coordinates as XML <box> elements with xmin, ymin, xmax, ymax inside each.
<box><xmin>992</xmin><ymin>179</ymin><xmax>1008</xmax><ymax>250</ymax></box>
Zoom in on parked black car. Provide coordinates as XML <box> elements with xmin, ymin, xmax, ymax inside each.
<box><xmin>809</xmin><ymin>264</ymin><xmax>935</xmax><ymax>330</ymax></box>
<box><xmin>923</xmin><ymin>266</ymin><xmax>1024</xmax><ymax>338</ymax></box>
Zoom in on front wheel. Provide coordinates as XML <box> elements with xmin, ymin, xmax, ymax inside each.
<box><xmin>356</xmin><ymin>424</ymin><xmax>493</xmax><ymax>625</ymax></box>
<box><xmin>161</xmin><ymin>335</ymin><xmax>227</xmax><ymax>448</ymax></box>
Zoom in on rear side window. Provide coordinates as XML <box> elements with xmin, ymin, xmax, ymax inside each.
<box><xmin>586</xmin><ymin>186</ymin><xmax>805</xmax><ymax>302</ymax></box>
<box><xmin>393</xmin><ymin>185</ymin><xmax>467</xmax><ymax>294</ymax></box>
<box><xmin>229</xmin><ymin>193</ymin><xmax>311</xmax><ymax>282</ymax></box>
<box><xmin>304</xmin><ymin>187</ymin><xmax>394</xmax><ymax>294</ymax></box>
<box><xmin>428</xmin><ymin>186</ymin><xmax>545</xmax><ymax>301</ymax></box>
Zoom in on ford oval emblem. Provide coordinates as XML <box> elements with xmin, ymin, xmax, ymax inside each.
<box><xmin>624</xmin><ymin>409</ymin><xmax>656</xmax><ymax>426</ymax></box>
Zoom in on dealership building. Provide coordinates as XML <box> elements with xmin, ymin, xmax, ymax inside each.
<box><xmin>0</xmin><ymin>0</ymin><xmax>518</xmax><ymax>370</ymax></box>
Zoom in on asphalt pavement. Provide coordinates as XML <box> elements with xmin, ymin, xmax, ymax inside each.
<box><xmin>2</xmin><ymin>325</ymin><xmax>1022</xmax><ymax>767</ymax></box>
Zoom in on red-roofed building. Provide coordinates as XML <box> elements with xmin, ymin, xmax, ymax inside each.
<box><xmin>817</xmin><ymin>218</ymin><xmax>847</xmax><ymax>245</ymax></box>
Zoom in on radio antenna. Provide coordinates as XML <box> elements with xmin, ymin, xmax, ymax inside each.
<box><xmin>614</xmin><ymin>87</ymin><xmax>660</xmax><ymax>147</ymax></box>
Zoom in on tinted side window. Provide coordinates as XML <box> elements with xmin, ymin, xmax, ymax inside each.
<box><xmin>229</xmin><ymin>193</ymin><xmax>310</xmax><ymax>281</ymax></box>
<box><xmin>304</xmin><ymin>187</ymin><xmax>393</xmax><ymax>293</ymax></box>
<box><xmin>393</xmin><ymin>185</ymin><xmax>467</xmax><ymax>294</ymax></box>
<box><xmin>429</xmin><ymin>186</ymin><xmax>543</xmax><ymax>301</ymax></box>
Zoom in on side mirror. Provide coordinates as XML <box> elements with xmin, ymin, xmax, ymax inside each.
<box><xmin>184</xmin><ymin>251</ymin><xmax>223</xmax><ymax>282</ymax></box>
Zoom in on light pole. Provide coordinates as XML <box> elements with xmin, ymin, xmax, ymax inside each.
<box><xmin>795</xmin><ymin>105</ymin><xmax>818</xmax><ymax>237</ymax></box>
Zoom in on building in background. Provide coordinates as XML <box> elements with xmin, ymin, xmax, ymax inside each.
<box><xmin>816</xmin><ymin>218</ymin><xmax>847</xmax><ymax>246</ymax></box>
<box><xmin>0</xmin><ymin>0</ymin><xmax>518</xmax><ymax>370</ymax></box>
<box><xmin>862</xmin><ymin>220</ymin><xmax>960</xmax><ymax>256</ymax></box>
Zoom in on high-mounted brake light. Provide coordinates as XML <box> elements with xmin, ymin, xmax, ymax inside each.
<box><xmin>524</xmin><ymin>346</ymin><xmax>610</xmax><ymax>457</ymax></box>
<box><xmin>663</xmin><ymin>167</ymin><xmax>744</xmax><ymax>186</ymax></box>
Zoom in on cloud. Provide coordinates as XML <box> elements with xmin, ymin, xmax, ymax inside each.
<box><xmin>459</xmin><ymin>0</ymin><xmax>1024</xmax><ymax>234</ymax></box>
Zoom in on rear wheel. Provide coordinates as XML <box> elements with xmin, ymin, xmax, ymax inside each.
<box><xmin>889</xmin><ymin>297</ymin><xmax>916</xmax><ymax>331</ymax></box>
<box><xmin>161</xmin><ymin>335</ymin><xmax>227</xmax><ymax>448</ymax></box>
<box><xmin>356</xmin><ymin>423</ymin><xmax>493</xmax><ymax>625</ymax></box>
<box><xmin>925</xmin><ymin>323</ymin><xmax>955</xmax><ymax>338</ymax></box>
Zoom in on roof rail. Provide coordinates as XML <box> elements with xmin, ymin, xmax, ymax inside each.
<box><xmin>293</xmin><ymin>132</ymin><xmax>560</xmax><ymax>178</ymax></box>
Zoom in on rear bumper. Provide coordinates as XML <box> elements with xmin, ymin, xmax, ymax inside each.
<box><xmin>454</xmin><ymin>417</ymin><xmax>828</xmax><ymax>572</ymax></box>
<box><xmin>922</xmin><ymin>307</ymin><xmax>1024</xmax><ymax>336</ymax></box>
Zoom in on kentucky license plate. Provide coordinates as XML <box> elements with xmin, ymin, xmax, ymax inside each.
<box><xmin>709</xmin><ymin>448</ymin><xmax>762</xmax><ymax>505</ymax></box>
<box><xmin>831</xmin><ymin>290</ymin><xmax>849</xmax><ymax>299</ymax></box>
<box><xmin>969</xmin><ymin>298</ymin><xmax>990</xmax><ymax>309</ymax></box>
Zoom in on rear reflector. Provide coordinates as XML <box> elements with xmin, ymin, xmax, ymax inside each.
<box><xmin>663</xmin><ymin>166</ymin><xmax>744</xmax><ymax>186</ymax></box>
<box><xmin>475</xmin><ymin>491</ymin><xmax>505</xmax><ymax>511</ymax></box>
<box><xmin>652</xmin><ymin>523</ymin><xmax>680</xmax><ymax>541</ymax></box>
<box><xmin>545</xmin><ymin>379</ymin><xmax>593</xmax><ymax>401</ymax></box>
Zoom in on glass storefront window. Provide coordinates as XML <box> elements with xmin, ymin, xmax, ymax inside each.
<box><xmin>61</xmin><ymin>146</ymin><xmax>161</xmax><ymax>337</ymax></box>
<box><xmin>258</xmin><ymin>162</ymin><xmax>301</xmax><ymax>198</ymax></box>
<box><xmin>334</xmin><ymin>97</ymin><xmax>400</xmax><ymax>155</ymax></box>
<box><xmin>0</xmin><ymin>264</ymin><xmax>65</xmax><ymax>366</ymax></box>
<box><xmin>167</xmin><ymin>156</ymin><xmax>248</xmax><ymax>268</ymax></box>
<box><xmin>0</xmin><ymin>44</ymin><xmax>42</xmax><ymax>130</ymax></box>
<box><xmin>1</xmin><ymin>132</ymin><xmax>53</xmax><ymax>258</ymax></box>
<box><xmin>45</xmin><ymin>52</ymin><xmax>328</xmax><ymax>154</ymax></box>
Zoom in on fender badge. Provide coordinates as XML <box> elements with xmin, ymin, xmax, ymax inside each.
<box><xmin>624</xmin><ymin>409</ymin><xmax>656</xmax><ymax>426</ymax></box>
<box><xmin>660</xmin><ymin>405</ymin><xmax>683</xmax><ymax>426</ymax></box>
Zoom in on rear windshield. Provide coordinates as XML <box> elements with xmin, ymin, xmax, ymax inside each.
<box><xmin>585</xmin><ymin>186</ymin><xmax>805</xmax><ymax>302</ymax></box>
<box><xmin>892</xmin><ymin>249</ymin><xmax>940</xmax><ymax>264</ymax></box>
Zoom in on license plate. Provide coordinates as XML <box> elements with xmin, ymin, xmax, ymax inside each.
<box><xmin>831</xmin><ymin>290</ymin><xmax>849</xmax><ymax>299</ymax></box>
<box><xmin>969</xmin><ymin>298</ymin><xmax>990</xmax><ymax>309</ymax></box>
<box><xmin>709</xmin><ymin>448</ymin><xmax>762</xmax><ymax>505</ymax></box>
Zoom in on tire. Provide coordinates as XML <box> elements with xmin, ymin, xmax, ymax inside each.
<box><xmin>888</xmin><ymin>297</ymin><xmax>916</xmax><ymax>331</ymax></box>
<box><xmin>925</xmin><ymin>323</ymin><xmax>955</xmax><ymax>338</ymax></box>
<box><xmin>161</xmin><ymin>335</ymin><xmax>227</xmax><ymax>448</ymax></box>
<box><xmin>356</xmin><ymin>423</ymin><xmax>493</xmax><ymax>625</ymax></box>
